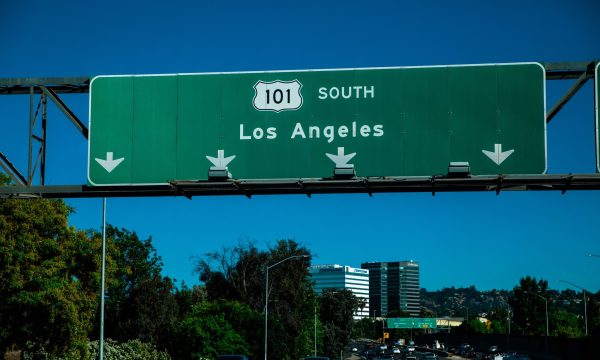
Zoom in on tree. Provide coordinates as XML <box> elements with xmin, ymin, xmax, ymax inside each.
<box><xmin>98</xmin><ymin>226</ymin><xmax>179</xmax><ymax>350</ymax></box>
<box><xmin>174</xmin><ymin>301</ymin><xmax>255</xmax><ymax>360</ymax></box>
<box><xmin>509</xmin><ymin>276</ymin><xmax>550</xmax><ymax>335</ymax></box>
<box><xmin>351</xmin><ymin>318</ymin><xmax>378</xmax><ymax>340</ymax></box>
<box><xmin>462</xmin><ymin>317</ymin><xmax>489</xmax><ymax>334</ymax></box>
<box><xmin>0</xmin><ymin>188</ymin><xmax>99</xmax><ymax>357</ymax></box>
<box><xmin>551</xmin><ymin>310</ymin><xmax>583</xmax><ymax>337</ymax></box>
<box><xmin>196</xmin><ymin>239</ymin><xmax>314</xmax><ymax>360</ymax></box>
<box><xmin>319</xmin><ymin>289</ymin><xmax>360</xmax><ymax>359</ymax></box>
<box><xmin>589</xmin><ymin>292</ymin><xmax>600</xmax><ymax>337</ymax></box>
<box><xmin>387</xmin><ymin>310</ymin><xmax>411</xmax><ymax>318</ymax></box>
<box><xmin>488</xmin><ymin>307</ymin><xmax>511</xmax><ymax>334</ymax></box>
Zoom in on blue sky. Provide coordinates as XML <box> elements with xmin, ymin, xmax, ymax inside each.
<box><xmin>1</xmin><ymin>0</ymin><xmax>599</xmax><ymax>292</ymax></box>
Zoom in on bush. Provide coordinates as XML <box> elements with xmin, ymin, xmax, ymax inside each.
<box><xmin>88</xmin><ymin>339</ymin><xmax>171</xmax><ymax>360</ymax></box>
<box><xmin>23</xmin><ymin>339</ymin><xmax>171</xmax><ymax>360</ymax></box>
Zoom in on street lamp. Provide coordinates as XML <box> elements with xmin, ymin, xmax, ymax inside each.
<box><xmin>559</xmin><ymin>279</ymin><xmax>588</xmax><ymax>336</ymax></box>
<box><xmin>524</xmin><ymin>291</ymin><xmax>549</xmax><ymax>336</ymax></box>
<box><xmin>264</xmin><ymin>255</ymin><xmax>309</xmax><ymax>360</ymax></box>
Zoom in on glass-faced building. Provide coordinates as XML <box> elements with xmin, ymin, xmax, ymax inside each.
<box><xmin>360</xmin><ymin>261</ymin><xmax>420</xmax><ymax>317</ymax></box>
<box><xmin>309</xmin><ymin>264</ymin><xmax>370</xmax><ymax>319</ymax></box>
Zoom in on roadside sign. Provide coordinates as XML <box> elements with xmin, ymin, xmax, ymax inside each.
<box><xmin>88</xmin><ymin>63</ymin><xmax>546</xmax><ymax>186</ymax></box>
<box><xmin>387</xmin><ymin>318</ymin><xmax>437</xmax><ymax>329</ymax></box>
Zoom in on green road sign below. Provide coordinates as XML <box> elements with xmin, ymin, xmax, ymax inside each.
<box><xmin>88</xmin><ymin>63</ymin><xmax>546</xmax><ymax>186</ymax></box>
<box><xmin>387</xmin><ymin>317</ymin><xmax>437</xmax><ymax>329</ymax></box>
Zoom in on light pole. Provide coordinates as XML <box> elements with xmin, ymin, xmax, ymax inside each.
<box><xmin>314</xmin><ymin>304</ymin><xmax>317</xmax><ymax>356</ymax></box>
<box><xmin>525</xmin><ymin>291</ymin><xmax>549</xmax><ymax>336</ymax></box>
<box><xmin>99</xmin><ymin>198</ymin><xmax>107</xmax><ymax>360</ymax></box>
<box><xmin>264</xmin><ymin>254</ymin><xmax>309</xmax><ymax>360</ymax></box>
<box><xmin>559</xmin><ymin>279</ymin><xmax>588</xmax><ymax>336</ymax></box>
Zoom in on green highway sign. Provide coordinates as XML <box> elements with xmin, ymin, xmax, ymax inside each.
<box><xmin>88</xmin><ymin>63</ymin><xmax>546</xmax><ymax>186</ymax></box>
<box><xmin>387</xmin><ymin>317</ymin><xmax>437</xmax><ymax>329</ymax></box>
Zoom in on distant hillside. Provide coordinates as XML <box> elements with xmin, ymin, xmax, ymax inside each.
<box><xmin>420</xmin><ymin>286</ymin><xmax>598</xmax><ymax>318</ymax></box>
<box><xmin>421</xmin><ymin>286</ymin><xmax>511</xmax><ymax>317</ymax></box>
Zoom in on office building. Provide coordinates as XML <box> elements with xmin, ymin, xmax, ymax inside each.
<box><xmin>309</xmin><ymin>264</ymin><xmax>370</xmax><ymax>319</ymax></box>
<box><xmin>361</xmin><ymin>261</ymin><xmax>420</xmax><ymax>317</ymax></box>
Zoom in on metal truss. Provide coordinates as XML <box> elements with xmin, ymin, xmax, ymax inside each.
<box><xmin>0</xmin><ymin>77</ymin><xmax>89</xmax><ymax>186</ymax></box>
<box><xmin>1</xmin><ymin>174</ymin><xmax>600</xmax><ymax>199</ymax></box>
<box><xmin>0</xmin><ymin>62</ymin><xmax>598</xmax><ymax>198</ymax></box>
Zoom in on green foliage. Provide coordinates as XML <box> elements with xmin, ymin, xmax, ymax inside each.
<box><xmin>386</xmin><ymin>310</ymin><xmax>411</xmax><ymax>318</ymax></box>
<box><xmin>352</xmin><ymin>318</ymin><xmax>378</xmax><ymax>340</ymax></box>
<box><xmin>421</xmin><ymin>286</ymin><xmax>511</xmax><ymax>319</ymax></box>
<box><xmin>23</xmin><ymin>338</ymin><xmax>171</xmax><ymax>360</ymax></box>
<box><xmin>319</xmin><ymin>289</ymin><xmax>360</xmax><ymax>359</ymax></box>
<box><xmin>551</xmin><ymin>310</ymin><xmax>584</xmax><ymax>337</ymax></box>
<box><xmin>197</xmin><ymin>239</ymin><xmax>314</xmax><ymax>360</ymax></box>
<box><xmin>88</xmin><ymin>339</ymin><xmax>171</xmax><ymax>360</ymax></box>
<box><xmin>488</xmin><ymin>307</ymin><xmax>511</xmax><ymax>334</ymax></box>
<box><xmin>0</xmin><ymin>172</ymin><xmax>9</xmax><ymax>185</ymax></box>
<box><xmin>589</xmin><ymin>293</ymin><xmax>600</xmax><ymax>336</ymax></box>
<box><xmin>0</xmin><ymin>198</ymin><xmax>98</xmax><ymax>356</ymax></box>
<box><xmin>174</xmin><ymin>301</ymin><xmax>252</xmax><ymax>359</ymax></box>
<box><xmin>509</xmin><ymin>276</ymin><xmax>550</xmax><ymax>335</ymax></box>
<box><xmin>99</xmin><ymin>226</ymin><xmax>179</xmax><ymax>349</ymax></box>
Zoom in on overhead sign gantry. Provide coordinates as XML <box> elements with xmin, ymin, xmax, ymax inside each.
<box><xmin>0</xmin><ymin>61</ymin><xmax>598</xmax><ymax>198</ymax></box>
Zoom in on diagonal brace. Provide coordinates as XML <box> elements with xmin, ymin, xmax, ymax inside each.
<box><xmin>0</xmin><ymin>151</ymin><xmax>27</xmax><ymax>185</ymax></box>
<box><xmin>546</xmin><ymin>64</ymin><xmax>593</xmax><ymax>123</ymax></box>
<box><xmin>40</xmin><ymin>86</ymin><xmax>89</xmax><ymax>139</ymax></box>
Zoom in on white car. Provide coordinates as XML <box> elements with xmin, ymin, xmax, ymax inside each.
<box><xmin>392</xmin><ymin>347</ymin><xmax>401</xmax><ymax>354</ymax></box>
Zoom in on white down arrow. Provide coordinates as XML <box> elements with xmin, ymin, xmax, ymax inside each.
<box><xmin>482</xmin><ymin>144</ymin><xmax>514</xmax><ymax>165</ymax></box>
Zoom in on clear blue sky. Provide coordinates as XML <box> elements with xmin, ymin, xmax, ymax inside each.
<box><xmin>1</xmin><ymin>0</ymin><xmax>599</xmax><ymax>292</ymax></box>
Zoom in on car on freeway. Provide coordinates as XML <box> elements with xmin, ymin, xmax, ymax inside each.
<box><xmin>502</xmin><ymin>353</ymin><xmax>532</xmax><ymax>360</ymax></box>
<box><xmin>489</xmin><ymin>345</ymin><xmax>500</xmax><ymax>353</ymax></box>
<box><xmin>422</xmin><ymin>352</ymin><xmax>437</xmax><ymax>359</ymax></box>
<box><xmin>216</xmin><ymin>356</ymin><xmax>249</xmax><ymax>360</ymax></box>
<box><xmin>457</xmin><ymin>343</ymin><xmax>473</xmax><ymax>355</ymax></box>
<box><xmin>392</xmin><ymin>347</ymin><xmax>401</xmax><ymax>354</ymax></box>
<box><xmin>374</xmin><ymin>356</ymin><xmax>393</xmax><ymax>360</ymax></box>
<box><xmin>352</xmin><ymin>347</ymin><xmax>358</xmax><ymax>352</ymax></box>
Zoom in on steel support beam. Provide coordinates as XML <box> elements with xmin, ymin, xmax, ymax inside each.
<box><xmin>26</xmin><ymin>89</ymin><xmax>47</xmax><ymax>185</ymax></box>
<box><xmin>544</xmin><ymin>61</ymin><xmax>595</xmax><ymax>80</ymax></box>
<box><xmin>0</xmin><ymin>151</ymin><xmax>26</xmax><ymax>185</ymax></box>
<box><xmin>0</xmin><ymin>77</ymin><xmax>90</xmax><ymax>95</ymax></box>
<box><xmin>41</xmin><ymin>86</ymin><xmax>89</xmax><ymax>139</ymax></box>
<box><xmin>27</xmin><ymin>87</ymin><xmax>34</xmax><ymax>184</ymax></box>
<box><xmin>546</xmin><ymin>62</ymin><xmax>595</xmax><ymax>123</ymax></box>
<box><xmin>2</xmin><ymin>174</ymin><xmax>600</xmax><ymax>199</ymax></box>
<box><xmin>41</xmin><ymin>92</ymin><xmax>47</xmax><ymax>185</ymax></box>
